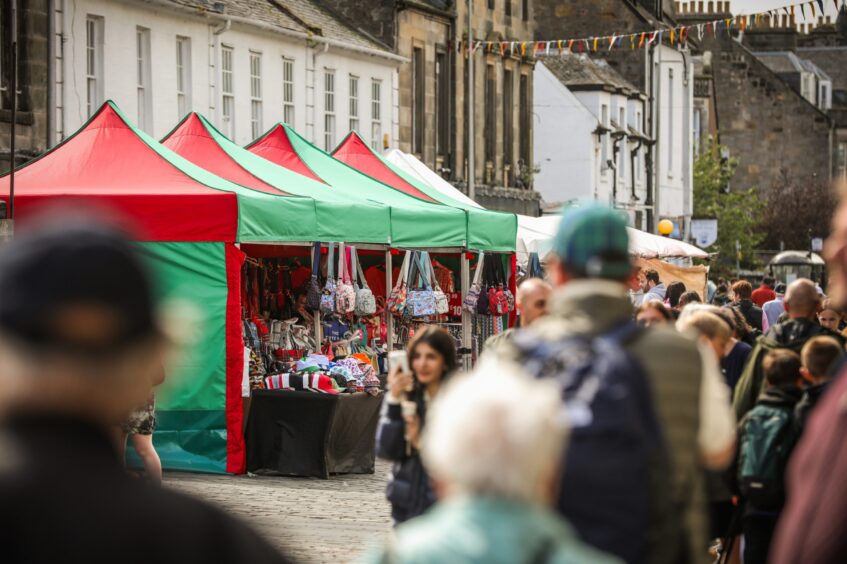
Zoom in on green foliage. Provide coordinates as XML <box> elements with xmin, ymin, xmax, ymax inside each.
<box><xmin>693</xmin><ymin>137</ymin><xmax>763</xmax><ymax>277</ymax></box>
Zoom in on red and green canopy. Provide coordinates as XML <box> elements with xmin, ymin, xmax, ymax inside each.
<box><xmin>247</xmin><ymin>125</ymin><xmax>469</xmax><ymax>249</ymax></box>
<box><xmin>333</xmin><ymin>132</ymin><xmax>517</xmax><ymax>252</ymax></box>
<box><xmin>162</xmin><ymin>113</ymin><xmax>392</xmax><ymax>244</ymax></box>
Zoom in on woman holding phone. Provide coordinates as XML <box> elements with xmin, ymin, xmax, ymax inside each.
<box><xmin>376</xmin><ymin>325</ymin><xmax>458</xmax><ymax>525</ymax></box>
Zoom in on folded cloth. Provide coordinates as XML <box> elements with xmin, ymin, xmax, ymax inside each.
<box><xmin>295</xmin><ymin>358</ymin><xmax>320</xmax><ymax>372</ymax></box>
<box><xmin>307</xmin><ymin>354</ymin><xmax>331</xmax><ymax>368</ymax></box>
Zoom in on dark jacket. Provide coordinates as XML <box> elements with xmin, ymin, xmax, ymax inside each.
<box><xmin>375</xmin><ymin>394</ymin><xmax>436</xmax><ymax>524</ymax></box>
<box><xmin>738</xmin><ymin>299</ymin><xmax>764</xmax><ymax>332</ymax></box>
<box><xmin>733</xmin><ymin>319</ymin><xmax>844</xmax><ymax>420</ymax></box>
<box><xmin>794</xmin><ymin>382</ymin><xmax>830</xmax><ymax>435</ymax></box>
<box><xmin>0</xmin><ymin>414</ymin><xmax>291</xmax><ymax>564</ymax></box>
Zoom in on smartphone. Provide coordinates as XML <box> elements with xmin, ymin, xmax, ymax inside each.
<box><xmin>388</xmin><ymin>350</ymin><xmax>410</xmax><ymax>374</ymax></box>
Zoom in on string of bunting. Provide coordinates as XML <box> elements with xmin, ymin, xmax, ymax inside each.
<box><xmin>454</xmin><ymin>0</ymin><xmax>845</xmax><ymax>57</ymax></box>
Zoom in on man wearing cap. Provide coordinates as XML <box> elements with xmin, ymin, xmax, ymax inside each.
<box><xmin>496</xmin><ymin>204</ymin><xmax>735</xmax><ymax>564</ymax></box>
<box><xmin>762</xmin><ymin>283</ymin><xmax>787</xmax><ymax>331</ymax></box>
<box><xmin>0</xmin><ymin>212</ymin><xmax>291</xmax><ymax>563</ymax></box>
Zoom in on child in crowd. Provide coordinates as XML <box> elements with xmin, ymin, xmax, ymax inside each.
<box><xmin>796</xmin><ymin>336</ymin><xmax>845</xmax><ymax>434</ymax></box>
<box><xmin>733</xmin><ymin>349</ymin><xmax>803</xmax><ymax>564</ymax></box>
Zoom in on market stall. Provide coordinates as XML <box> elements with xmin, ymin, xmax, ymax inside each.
<box><xmin>0</xmin><ymin>101</ymin><xmax>333</xmax><ymax>475</ymax></box>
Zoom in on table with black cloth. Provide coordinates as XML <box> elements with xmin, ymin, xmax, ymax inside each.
<box><xmin>245</xmin><ymin>389</ymin><xmax>383</xmax><ymax>479</ymax></box>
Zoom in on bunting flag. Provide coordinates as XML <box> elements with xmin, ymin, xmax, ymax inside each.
<box><xmin>801</xmin><ymin>3</ymin><xmax>806</xmax><ymax>18</ymax></box>
<box><xmin>811</xmin><ymin>1</ymin><xmax>817</xmax><ymax>17</ymax></box>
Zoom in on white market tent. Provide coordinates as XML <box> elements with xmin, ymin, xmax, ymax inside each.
<box><xmin>385</xmin><ymin>149</ymin><xmax>709</xmax><ymax>265</ymax></box>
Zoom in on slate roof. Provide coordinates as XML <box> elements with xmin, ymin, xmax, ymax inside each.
<box><xmin>163</xmin><ymin>0</ymin><xmax>390</xmax><ymax>52</ymax></box>
<box><xmin>540</xmin><ymin>54</ymin><xmax>644</xmax><ymax>97</ymax></box>
<box><xmin>754</xmin><ymin>51</ymin><xmax>833</xmax><ymax>83</ymax></box>
<box><xmin>798</xmin><ymin>47</ymin><xmax>847</xmax><ymax>92</ymax></box>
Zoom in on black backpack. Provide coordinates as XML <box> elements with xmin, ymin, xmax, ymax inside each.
<box><xmin>513</xmin><ymin>323</ymin><xmax>666</xmax><ymax>564</ymax></box>
<box><xmin>737</xmin><ymin>404</ymin><xmax>797</xmax><ymax>510</ymax></box>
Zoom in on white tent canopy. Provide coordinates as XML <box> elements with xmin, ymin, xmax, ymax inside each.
<box><xmin>385</xmin><ymin>149</ymin><xmax>709</xmax><ymax>262</ymax></box>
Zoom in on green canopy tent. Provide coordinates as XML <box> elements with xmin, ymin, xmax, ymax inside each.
<box><xmin>0</xmin><ymin>101</ymin><xmax>328</xmax><ymax>474</ymax></box>
<box><xmin>247</xmin><ymin>124</ymin><xmax>469</xmax><ymax>249</ymax></box>
<box><xmin>162</xmin><ymin>113</ymin><xmax>393</xmax><ymax>245</ymax></box>
<box><xmin>332</xmin><ymin>132</ymin><xmax>517</xmax><ymax>253</ymax></box>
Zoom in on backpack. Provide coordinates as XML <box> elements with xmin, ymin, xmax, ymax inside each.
<box><xmin>737</xmin><ymin>405</ymin><xmax>797</xmax><ymax>510</ymax></box>
<box><xmin>512</xmin><ymin>323</ymin><xmax>664</xmax><ymax>564</ymax></box>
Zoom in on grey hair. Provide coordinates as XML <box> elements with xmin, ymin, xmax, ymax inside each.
<box><xmin>421</xmin><ymin>357</ymin><xmax>568</xmax><ymax>504</ymax></box>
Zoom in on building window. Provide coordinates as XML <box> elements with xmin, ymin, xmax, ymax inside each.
<box><xmin>435</xmin><ymin>51</ymin><xmax>449</xmax><ymax>158</ymax></box>
<box><xmin>488</xmin><ymin>0</ymin><xmax>495</xmax><ymax>9</ymax></box>
<box><xmin>282</xmin><ymin>58</ymin><xmax>295</xmax><ymax>125</ymax></box>
<box><xmin>600</xmin><ymin>104</ymin><xmax>609</xmax><ymax>175</ymax></box>
<box><xmin>0</xmin><ymin>2</ymin><xmax>29</xmax><ymax>112</ymax></box>
<box><xmin>136</xmin><ymin>27</ymin><xmax>152</xmax><ymax>133</ymax></box>
<box><xmin>693</xmin><ymin>108</ymin><xmax>701</xmax><ymax>157</ymax></box>
<box><xmin>221</xmin><ymin>45</ymin><xmax>234</xmax><ymax>139</ymax></box>
<box><xmin>484</xmin><ymin>65</ymin><xmax>496</xmax><ymax>165</ymax></box>
<box><xmin>324</xmin><ymin>69</ymin><xmax>336</xmax><ymax>151</ymax></box>
<box><xmin>505</xmin><ymin>0</ymin><xmax>512</xmax><ymax>17</ymax></box>
<box><xmin>412</xmin><ymin>47</ymin><xmax>424</xmax><ymax>155</ymax></box>
<box><xmin>519</xmin><ymin>73</ymin><xmax>530</xmax><ymax>176</ymax></box>
<box><xmin>371</xmin><ymin>79</ymin><xmax>382</xmax><ymax>150</ymax></box>
<box><xmin>176</xmin><ymin>36</ymin><xmax>191</xmax><ymax>119</ymax></box>
<box><xmin>250</xmin><ymin>51</ymin><xmax>262</xmax><ymax>139</ymax></box>
<box><xmin>838</xmin><ymin>142</ymin><xmax>847</xmax><ymax>180</ymax></box>
<box><xmin>349</xmin><ymin>74</ymin><xmax>359</xmax><ymax>132</ymax></box>
<box><xmin>667</xmin><ymin>68</ymin><xmax>674</xmax><ymax>176</ymax></box>
<box><xmin>85</xmin><ymin>16</ymin><xmax>104</xmax><ymax>117</ymax></box>
<box><xmin>503</xmin><ymin>69</ymin><xmax>513</xmax><ymax>169</ymax></box>
<box><xmin>522</xmin><ymin>0</ymin><xmax>529</xmax><ymax>21</ymax></box>
<box><xmin>618</xmin><ymin>107</ymin><xmax>626</xmax><ymax>181</ymax></box>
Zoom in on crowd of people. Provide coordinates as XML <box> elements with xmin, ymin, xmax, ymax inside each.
<box><xmin>4</xmin><ymin>197</ymin><xmax>847</xmax><ymax>563</ymax></box>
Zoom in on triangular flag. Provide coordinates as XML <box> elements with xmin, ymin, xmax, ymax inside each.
<box><xmin>500</xmin><ymin>42</ymin><xmax>506</xmax><ymax>56</ymax></box>
<box><xmin>593</xmin><ymin>37</ymin><xmax>599</xmax><ymax>51</ymax></box>
<box><xmin>801</xmin><ymin>3</ymin><xmax>806</xmax><ymax>19</ymax></box>
<box><xmin>609</xmin><ymin>35</ymin><xmax>616</xmax><ymax>50</ymax></box>
<box><xmin>740</xmin><ymin>17</ymin><xmax>746</xmax><ymax>32</ymax></box>
<box><xmin>545</xmin><ymin>41</ymin><xmax>551</xmax><ymax>55</ymax></box>
<box><xmin>811</xmin><ymin>1</ymin><xmax>817</xmax><ymax>18</ymax></box>
<box><xmin>698</xmin><ymin>23</ymin><xmax>704</xmax><ymax>39</ymax></box>
<box><xmin>521</xmin><ymin>42</ymin><xmax>526</xmax><ymax>56</ymax></box>
<box><xmin>639</xmin><ymin>32</ymin><xmax>646</xmax><ymax>48</ymax></box>
<box><xmin>817</xmin><ymin>0</ymin><xmax>825</xmax><ymax>13</ymax></box>
<box><xmin>510</xmin><ymin>42</ymin><xmax>515</xmax><ymax>56</ymax></box>
<box><xmin>670</xmin><ymin>29</ymin><xmax>676</xmax><ymax>44</ymax></box>
<box><xmin>568</xmin><ymin>39</ymin><xmax>574</xmax><ymax>51</ymax></box>
<box><xmin>630</xmin><ymin>34</ymin><xmax>636</xmax><ymax>49</ymax></box>
<box><xmin>557</xmin><ymin>40</ymin><xmax>563</xmax><ymax>54</ymax></box>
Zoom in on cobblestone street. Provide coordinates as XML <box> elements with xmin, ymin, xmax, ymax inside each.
<box><xmin>165</xmin><ymin>461</ymin><xmax>393</xmax><ymax>563</ymax></box>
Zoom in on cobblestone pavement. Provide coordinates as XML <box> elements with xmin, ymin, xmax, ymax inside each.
<box><xmin>165</xmin><ymin>460</ymin><xmax>393</xmax><ymax>564</ymax></box>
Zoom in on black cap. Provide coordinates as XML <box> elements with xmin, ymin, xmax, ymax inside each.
<box><xmin>0</xmin><ymin>215</ymin><xmax>158</xmax><ymax>356</ymax></box>
<box><xmin>774</xmin><ymin>283</ymin><xmax>787</xmax><ymax>295</ymax></box>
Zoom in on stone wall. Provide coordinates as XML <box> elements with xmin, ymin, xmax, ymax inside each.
<box><xmin>703</xmin><ymin>34</ymin><xmax>833</xmax><ymax>193</ymax></box>
<box><xmin>0</xmin><ymin>0</ymin><xmax>50</xmax><ymax>174</ymax></box>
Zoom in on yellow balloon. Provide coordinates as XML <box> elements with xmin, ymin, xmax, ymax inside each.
<box><xmin>658</xmin><ymin>219</ymin><xmax>674</xmax><ymax>236</ymax></box>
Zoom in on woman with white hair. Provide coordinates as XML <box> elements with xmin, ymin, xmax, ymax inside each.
<box><xmin>365</xmin><ymin>359</ymin><xmax>622</xmax><ymax>564</ymax></box>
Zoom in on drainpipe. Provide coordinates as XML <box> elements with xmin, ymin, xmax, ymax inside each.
<box><xmin>645</xmin><ymin>43</ymin><xmax>656</xmax><ymax>232</ymax></box>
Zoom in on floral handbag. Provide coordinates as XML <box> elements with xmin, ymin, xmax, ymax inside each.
<box><xmin>423</xmin><ymin>252</ymin><xmax>449</xmax><ymax>315</ymax></box>
<box><xmin>503</xmin><ymin>260</ymin><xmax>516</xmax><ymax>312</ymax></box>
<box><xmin>352</xmin><ymin>247</ymin><xmax>377</xmax><ymax>316</ymax></box>
<box><xmin>462</xmin><ymin>252</ymin><xmax>485</xmax><ymax>313</ymax></box>
<box><xmin>306</xmin><ymin>242</ymin><xmax>322</xmax><ymax>311</ymax></box>
<box><xmin>407</xmin><ymin>252</ymin><xmax>437</xmax><ymax>317</ymax></box>
<box><xmin>476</xmin><ymin>255</ymin><xmax>491</xmax><ymax>315</ymax></box>
<box><xmin>335</xmin><ymin>242</ymin><xmax>357</xmax><ymax>316</ymax></box>
<box><xmin>388</xmin><ymin>251</ymin><xmax>411</xmax><ymax>316</ymax></box>
<box><xmin>320</xmin><ymin>243</ymin><xmax>337</xmax><ymax>316</ymax></box>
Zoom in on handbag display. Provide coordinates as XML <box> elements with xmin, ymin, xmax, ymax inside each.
<box><xmin>306</xmin><ymin>242</ymin><xmax>322</xmax><ymax>311</ymax></box>
<box><xmin>503</xmin><ymin>260</ymin><xmax>516</xmax><ymax>313</ymax></box>
<box><xmin>352</xmin><ymin>247</ymin><xmax>377</xmax><ymax>317</ymax></box>
<box><xmin>488</xmin><ymin>256</ymin><xmax>509</xmax><ymax>316</ymax></box>
<box><xmin>335</xmin><ymin>242</ymin><xmax>357</xmax><ymax>316</ymax></box>
<box><xmin>423</xmin><ymin>252</ymin><xmax>449</xmax><ymax>315</ymax></box>
<box><xmin>462</xmin><ymin>251</ymin><xmax>485</xmax><ymax>313</ymax></box>
<box><xmin>476</xmin><ymin>255</ymin><xmax>491</xmax><ymax>315</ymax></box>
<box><xmin>388</xmin><ymin>251</ymin><xmax>411</xmax><ymax>316</ymax></box>
<box><xmin>320</xmin><ymin>243</ymin><xmax>337</xmax><ymax>316</ymax></box>
<box><xmin>407</xmin><ymin>252</ymin><xmax>437</xmax><ymax>317</ymax></box>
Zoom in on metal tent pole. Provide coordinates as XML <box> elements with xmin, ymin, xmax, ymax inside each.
<box><xmin>467</xmin><ymin>0</ymin><xmax>475</xmax><ymax>202</ymax></box>
<box><xmin>386</xmin><ymin>248</ymin><xmax>395</xmax><ymax>350</ymax></box>
<box><xmin>461</xmin><ymin>251</ymin><xmax>471</xmax><ymax>370</ymax></box>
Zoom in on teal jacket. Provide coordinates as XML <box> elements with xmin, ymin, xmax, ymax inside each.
<box><xmin>363</xmin><ymin>497</ymin><xmax>623</xmax><ymax>564</ymax></box>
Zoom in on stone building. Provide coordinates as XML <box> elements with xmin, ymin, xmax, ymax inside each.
<box><xmin>533</xmin><ymin>0</ymin><xmax>695</xmax><ymax>236</ymax></box>
<box><xmin>320</xmin><ymin>0</ymin><xmax>542</xmax><ymax>215</ymax></box>
<box><xmin>0</xmin><ymin>0</ymin><xmax>50</xmax><ymax>176</ymax></box>
<box><xmin>679</xmin><ymin>2</ymin><xmax>837</xmax><ymax>195</ymax></box>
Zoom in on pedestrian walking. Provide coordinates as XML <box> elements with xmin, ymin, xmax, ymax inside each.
<box><xmin>665</xmin><ymin>281</ymin><xmax>687</xmax><ymax>312</ymax></box>
<box><xmin>364</xmin><ymin>359</ymin><xmax>622</xmax><ymax>564</ymax></box>
<box><xmin>761</xmin><ymin>283</ymin><xmax>786</xmax><ymax>331</ymax></box>
<box><xmin>497</xmin><ymin>204</ymin><xmax>734</xmax><ymax>564</ymax></box>
<box><xmin>751</xmin><ymin>276</ymin><xmax>776</xmax><ymax>308</ymax></box>
<box><xmin>376</xmin><ymin>326</ymin><xmax>457</xmax><ymax>525</ymax></box>
<box><xmin>817</xmin><ymin>299</ymin><xmax>843</xmax><ymax>332</ymax></box>
<box><xmin>716</xmin><ymin>308</ymin><xmax>753</xmax><ymax>392</ymax></box>
<box><xmin>731</xmin><ymin>350</ymin><xmax>802</xmax><ymax>564</ymax></box>
<box><xmin>484</xmin><ymin>278</ymin><xmax>551</xmax><ymax>351</ymax></box>
<box><xmin>635</xmin><ymin>299</ymin><xmax>673</xmax><ymax>328</ymax></box>
<box><xmin>641</xmin><ymin>269</ymin><xmax>666</xmax><ymax>303</ymax></box>
<box><xmin>732</xmin><ymin>279</ymin><xmax>844</xmax><ymax>420</ymax></box>
<box><xmin>732</xmin><ymin>280</ymin><xmax>764</xmax><ymax>332</ymax></box>
<box><xmin>118</xmin><ymin>393</ymin><xmax>162</xmax><ymax>484</ymax></box>
<box><xmin>0</xmin><ymin>211</ymin><xmax>292</xmax><ymax>564</ymax></box>
<box><xmin>794</xmin><ymin>336</ymin><xmax>844</xmax><ymax>434</ymax></box>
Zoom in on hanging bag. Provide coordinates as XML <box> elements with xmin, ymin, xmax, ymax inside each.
<box><xmin>489</xmin><ymin>255</ymin><xmax>509</xmax><ymax>316</ymax></box>
<box><xmin>401</xmin><ymin>252</ymin><xmax>421</xmax><ymax>322</ymax></box>
<box><xmin>306</xmin><ymin>242</ymin><xmax>322</xmax><ymax>311</ymax></box>
<box><xmin>353</xmin><ymin>248</ymin><xmax>377</xmax><ymax>317</ymax></box>
<box><xmin>388</xmin><ymin>251</ymin><xmax>411</xmax><ymax>316</ymax></box>
<box><xmin>503</xmin><ymin>260</ymin><xmax>516</xmax><ymax>313</ymax></box>
<box><xmin>320</xmin><ymin>243</ymin><xmax>337</xmax><ymax>316</ymax></box>
<box><xmin>476</xmin><ymin>255</ymin><xmax>491</xmax><ymax>315</ymax></box>
<box><xmin>425</xmin><ymin>252</ymin><xmax>450</xmax><ymax>315</ymax></box>
<box><xmin>462</xmin><ymin>252</ymin><xmax>485</xmax><ymax>313</ymax></box>
<box><xmin>407</xmin><ymin>252</ymin><xmax>437</xmax><ymax>317</ymax></box>
<box><xmin>335</xmin><ymin>242</ymin><xmax>357</xmax><ymax>315</ymax></box>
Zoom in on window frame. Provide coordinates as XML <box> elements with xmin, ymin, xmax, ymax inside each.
<box><xmin>349</xmin><ymin>74</ymin><xmax>359</xmax><ymax>133</ymax></box>
<box><xmin>249</xmin><ymin>50</ymin><xmax>263</xmax><ymax>139</ymax></box>
<box><xmin>371</xmin><ymin>78</ymin><xmax>383</xmax><ymax>151</ymax></box>
<box><xmin>324</xmin><ymin>69</ymin><xmax>336</xmax><ymax>151</ymax></box>
<box><xmin>220</xmin><ymin>44</ymin><xmax>235</xmax><ymax>138</ymax></box>
<box><xmin>282</xmin><ymin>57</ymin><xmax>295</xmax><ymax>125</ymax></box>
<box><xmin>176</xmin><ymin>36</ymin><xmax>192</xmax><ymax>119</ymax></box>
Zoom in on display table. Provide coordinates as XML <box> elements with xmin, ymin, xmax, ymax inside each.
<box><xmin>245</xmin><ymin>389</ymin><xmax>383</xmax><ymax>479</ymax></box>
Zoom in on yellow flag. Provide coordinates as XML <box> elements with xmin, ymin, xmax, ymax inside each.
<box><xmin>521</xmin><ymin>42</ymin><xmax>526</xmax><ymax>56</ymax></box>
<box><xmin>593</xmin><ymin>37</ymin><xmax>598</xmax><ymax>51</ymax></box>
<box><xmin>670</xmin><ymin>29</ymin><xmax>675</xmax><ymax>44</ymax></box>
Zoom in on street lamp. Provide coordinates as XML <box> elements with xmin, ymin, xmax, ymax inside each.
<box><xmin>658</xmin><ymin>219</ymin><xmax>674</xmax><ymax>237</ymax></box>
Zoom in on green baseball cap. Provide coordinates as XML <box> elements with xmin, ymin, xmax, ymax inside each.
<box><xmin>553</xmin><ymin>203</ymin><xmax>631</xmax><ymax>281</ymax></box>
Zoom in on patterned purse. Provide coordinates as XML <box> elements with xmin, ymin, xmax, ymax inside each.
<box><xmin>407</xmin><ymin>252</ymin><xmax>436</xmax><ymax>317</ymax></box>
<box><xmin>423</xmin><ymin>252</ymin><xmax>449</xmax><ymax>315</ymax></box>
<box><xmin>320</xmin><ymin>243</ymin><xmax>337</xmax><ymax>316</ymax></box>
<box><xmin>335</xmin><ymin>242</ymin><xmax>357</xmax><ymax>315</ymax></box>
<box><xmin>352</xmin><ymin>247</ymin><xmax>377</xmax><ymax>317</ymax></box>
<box><xmin>462</xmin><ymin>251</ymin><xmax>485</xmax><ymax>313</ymax></box>
<box><xmin>388</xmin><ymin>251</ymin><xmax>411</xmax><ymax>316</ymax></box>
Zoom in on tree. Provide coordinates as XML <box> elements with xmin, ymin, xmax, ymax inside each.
<box><xmin>759</xmin><ymin>169</ymin><xmax>837</xmax><ymax>251</ymax></box>
<box><xmin>693</xmin><ymin>137</ymin><xmax>763</xmax><ymax>277</ymax></box>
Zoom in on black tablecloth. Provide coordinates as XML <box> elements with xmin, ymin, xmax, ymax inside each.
<box><xmin>245</xmin><ymin>390</ymin><xmax>383</xmax><ymax>479</ymax></box>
